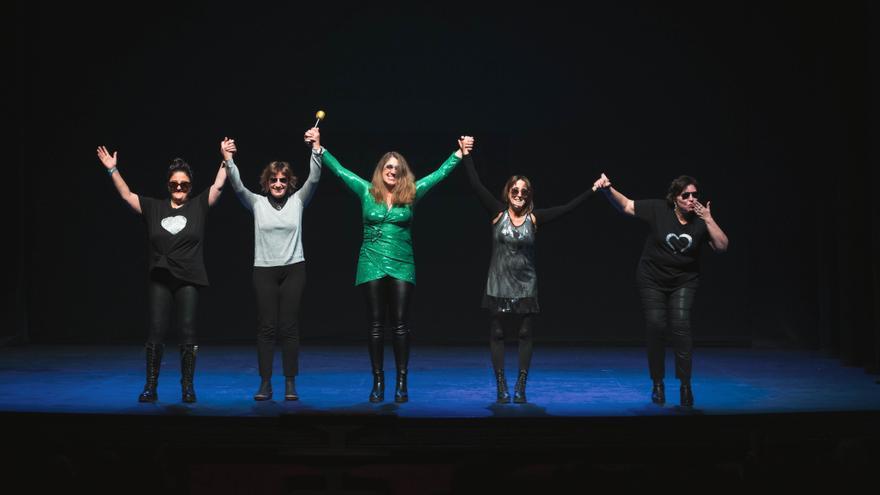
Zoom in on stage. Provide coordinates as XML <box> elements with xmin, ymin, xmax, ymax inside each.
<box><xmin>2</xmin><ymin>345</ymin><xmax>878</xmax><ymax>493</ymax></box>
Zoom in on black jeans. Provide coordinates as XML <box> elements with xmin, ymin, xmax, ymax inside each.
<box><xmin>489</xmin><ymin>313</ymin><xmax>535</xmax><ymax>372</ymax></box>
<box><xmin>147</xmin><ymin>268</ymin><xmax>199</xmax><ymax>346</ymax></box>
<box><xmin>253</xmin><ymin>262</ymin><xmax>306</xmax><ymax>378</ymax></box>
<box><xmin>638</xmin><ymin>286</ymin><xmax>697</xmax><ymax>382</ymax></box>
<box><xmin>362</xmin><ymin>276</ymin><xmax>414</xmax><ymax>372</ymax></box>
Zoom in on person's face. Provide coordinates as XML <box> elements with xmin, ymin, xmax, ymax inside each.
<box><xmin>167</xmin><ymin>171</ymin><xmax>192</xmax><ymax>202</ymax></box>
<box><xmin>675</xmin><ymin>184</ymin><xmax>699</xmax><ymax>213</ymax></box>
<box><xmin>382</xmin><ymin>157</ymin><xmax>400</xmax><ymax>189</ymax></box>
<box><xmin>508</xmin><ymin>180</ymin><xmax>530</xmax><ymax>210</ymax></box>
<box><xmin>268</xmin><ymin>171</ymin><xmax>290</xmax><ymax>198</ymax></box>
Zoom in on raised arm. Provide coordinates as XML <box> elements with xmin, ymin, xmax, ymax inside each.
<box><xmin>321</xmin><ymin>149</ymin><xmax>369</xmax><ymax>196</ymax></box>
<box><xmin>460</xmin><ymin>137</ymin><xmax>504</xmax><ymax>216</ymax></box>
<box><xmin>207</xmin><ymin>138</ymin><xmax>230</xmax><ymax>207</ymax></box>
<box><xmin>97</xmin><ymin>146</ymin><xmax>141</xmax><ymax>214</ymax></box>
<box><xmin>414</xmin><ymin>144</ymin><xmax>463</xmax><ymax>201</ymax></box>
<box><xmin>294</xmin><ymin>127</ymin><xmax>323</xmax><ymax>206</ymax></box>
<box><xmin>220</xmin><ymin>137</ymin><xmax>259</xmax><ymax>211</ymax></box>
<box><xmin>595</xmin><ymin>173</ymin><xmax>635</xmax><ymax>216</ymax></box>
<box><xmin>532</xmin><ymin>186</ymin><xmax>597</xmax><ymax>226</ymax></box>
<box><xmin>695</xmin><ymin>201</ymin><xmax>729</xmax><ymax>253</ymax></box>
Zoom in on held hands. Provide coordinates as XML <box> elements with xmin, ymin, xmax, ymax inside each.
<box><xmin>96</xmin><ymin>146</ymin><xmax>117</xmax><ymax>169</ymax></box>
<box><xmin>592</xmin><ymin>173</ymin><xmax>611</xmax><ymax>192</ymax></box>
<box><xmin>304</xmin><ymin>127</ymin><xmax>321</xmax><ymax>150</ymax></box>
<box><xmin>220</xmin><ymin>137</ymin><xmax>237</xmax><ymax>161</ymax></box>
<box><xmin>457</xmin><ymin>135</ymin><xmax>475</xmax><ymax>157</ymax></box>
<box><xmin>694</xmin><ymin>200</ymin><xmax>713</xmax><ymax>221</ymax></box>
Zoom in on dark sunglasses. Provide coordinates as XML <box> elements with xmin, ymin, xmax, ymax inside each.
<box><xmin>680</xmin><ymin>191</ymin><xmax>699</xmax><ymax>199</ymax></box>
<box><xmin>510</xmin><ymin>187</ymin><xmax>530</xmax><ymax>197</ymax></box>
<box><xmin>168</xmin><ymin>181</ymin><xmax>192</xmax><ymax>192</ymax></box>
<box><xmin>270</xmin><ymin>177</ymin><xmax>289</xmax><ymax>184</ymax></box>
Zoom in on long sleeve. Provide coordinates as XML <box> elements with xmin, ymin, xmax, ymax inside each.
<box><xmin>293</xmin><ymin>148</ymin><xmax>323</xmax><ymax>207</ymax></box>
<box><xmin>533</xmin><ymin>188</ymin><xmax>596</xmax><ymax>226</ymax></box>
<box><xmin>322</xmin><ymin>149</ymin><xmax>369</xmax><ymax>197</ymax></box>
<box><xmin>224</xmin><ymin>158</ymin><xmax>259</xmax><ymax>212</ymax></box>
<box><xmin>415</xmin><ymin>152</ymin><xmax>461</xmax><ymax>202</ymax></box>
<box><xmin>462</xmin><ymin>154</ymin><xmax>505</xmax><ymax>216</ymax></box>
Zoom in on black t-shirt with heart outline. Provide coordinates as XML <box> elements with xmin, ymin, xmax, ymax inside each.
<box><xmin>633</xmin><ymin>199</ymin><xmax>709</xmax><ymax>290</ymax></box>
<box><xmin>140</xmin><ymin>190</ymin><xmax>210</xmax><ymax>286</ymax></box>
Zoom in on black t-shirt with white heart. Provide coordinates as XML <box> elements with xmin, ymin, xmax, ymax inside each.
<box><xmin>633</xmin><ymin>199</ymin><xmax>709</xmax><ymax>290</ymax></box>
<box><xmin>140</xmin><ymin>190</ymin><xmax>210</xmax><ymax>286</ymax></box>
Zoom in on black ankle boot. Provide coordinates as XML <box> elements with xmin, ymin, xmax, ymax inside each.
<box><xmin>253</xmin><ymin>378</ymin><xmax>272</xmax><ymax>401</ymax></box>
<box><xmin>513</xmin><ymin>369</ymin><xmax>528</xmax><ymax>404</ymax></box>
<box><xmin>651</xmin><ymin>380</ymin><xmax>666</xmax><ymax>404</ymax></box>
<box><xmin>284</xmin><ymin>377</ymin><xmax>299</xmax><ymax>401</ymax></box>
<box><xmin>495</xmin><ymin>369</ymin><xmax>511</xmax><ymax>404</ymax></box>
<box><xmin>138</xmin><ymin>343</ymin><xmax>164</xmax><ymax>403</ymax></box>
<box><xmin>680</xmin><ymin>383</ymin><xmax>694</xmax><ymax>407</ymax></box>
<box><xmin>394</xmin><ymin>369</ymin><xmax>408</xmax><ymax>403</ymax></box>
<box><xmin>369</xmin><ymin>370</ymin><xmax>385</xmax><ymax>403</ymax></box>
<box><xmin>180</xmin><ymin>344</ymin><xmax>198</xmax><ymax>403</ymax></box>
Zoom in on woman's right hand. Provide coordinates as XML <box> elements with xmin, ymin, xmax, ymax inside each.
<box><xmin>593</xmin><ymin>173</ymin><xmax>611</xmax><ymax>191</ymax></box>
<box><xmin>221</xmin><ymin>137</ymin><xmax>236</xmax><ymax>161</ymax></box>
<box><xmin>96</xmin><ymin>146</ymin><xmax>117</xmax><ymax>169</ymax></box>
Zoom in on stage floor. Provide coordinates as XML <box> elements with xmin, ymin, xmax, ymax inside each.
<box><xmin>1</xmin><ymin>344</ymin><xmax>878</xmax><ymax>417</ymax></box>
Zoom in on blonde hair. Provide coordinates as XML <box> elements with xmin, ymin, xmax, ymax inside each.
<box><xmin>369</xmin><ymin>151</ymin><xmax>416</xmax><ymax>205</ymax></box>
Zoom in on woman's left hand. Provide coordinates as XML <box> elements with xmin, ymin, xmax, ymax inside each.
<box><xmin>694</xmin><ymin>200</ymin><xmax>713</xmax><ymax>221</ymax></box>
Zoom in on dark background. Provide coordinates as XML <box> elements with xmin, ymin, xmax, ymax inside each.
<box><xmin>11</xmin><ymin>2</ymin><xmax>877</xmax><ymax>369</ymax></box>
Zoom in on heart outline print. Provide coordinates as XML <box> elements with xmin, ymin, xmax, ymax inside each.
<box><xmin>665</xmin><ymin>233</ymin><xmax>693</xmax><ymax>254</ymax></box>
<box><xmin>161</xmin><ymin>215</ymin><xmax>187</xmax><ymax>235</ymax></box>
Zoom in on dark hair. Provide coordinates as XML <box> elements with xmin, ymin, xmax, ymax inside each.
<box><xmin>501</xmin><ymin>175</ymin><xmax>534</xmax><ymax>214</ymax></box>
<box><xmin>666</xmin><ymin>175</ymin><xmax>699</xmax><ymax>207</ymax></box>
<box><xmin>259</xmin><ymin>161</ymin><xmax>298</xmax><ymax>195</ymax></box>
<box><xmin>167</xmin><ymin>158</ymin><xmax>193</xmax><ymax>182</ymax></box>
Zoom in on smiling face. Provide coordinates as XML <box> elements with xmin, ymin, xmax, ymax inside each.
<box><xmin>382</xmin><ymin>156</ymin><xmax>400</xmax><ymax>189</ymax></box>
<box><xmin>502</xmin><ymin>175</ymin><xmax>534</xmax><ymax>214</ymax></box>
<box><xmin>167</xmin><ymin>171</ymin><xmax>192</xmax><ymax>203</ymax></box>
<box><xmin>268</xmin><ymin>171</ymin><xmax>290</xmax><ymax>198</ymax></box>
<box><xmin>260</xmin><ymin>161</ymin><xmax>297</xmax><ymax>198</ymax></box>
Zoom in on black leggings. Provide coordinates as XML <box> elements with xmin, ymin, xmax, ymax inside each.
<box><xmin>639</xmin><ymin>286</ymin><xmax>697</xmax><ymax>382</ymax></box>
<box><xmin>253</xmin><ymin>262</ymin><xmax>306</xmax><ymax>378</ymax></box>
<box><xmin>362</xmin><ymin>276</ymin><xmax>414</xmax><ymax>372</ymax></box>
<box><xmin>147</xmin><ymin>269</ymin><xmax>199</xmax><ymax>346</ymax></box>
<box><xmin>489</xmin><ymin>313</ymin><xmax>535</xmax><ymax>372</ymax></box>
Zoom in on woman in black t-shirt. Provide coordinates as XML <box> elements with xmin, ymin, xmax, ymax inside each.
<box><xmin>97</xmin><ymin>141</ymin><xmax>229</xmax><ymax>403</ymax></box>
<box><xmin>594</xmin><ymin>173</ymin><xmax>728</xmax><ymax>407</ymax></box>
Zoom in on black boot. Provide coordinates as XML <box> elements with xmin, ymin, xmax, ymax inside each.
<box><xmin>369</xmin><ymin>370</ymin><xmax>385</xmax><ymax>403</ymax></box>
<box><xmin>495</xmin><ymin>369</ymin><xmax>511</xmax><ymax>404</ymax></box>
<box><xmin>513</xmin><ymin>369</ymin><xmax>528</xmax><ymax>404</ymax></box>
<box><xmin>284</xmin><ymin>376</ymin><xmax>299</xmax><ymax>401</ymax></box>
<box><xmin>680</xmin><ymin>383</ymin><xmax>694</xmax><ymax>408</ymax></box>
<box><xmin>138</xmin><ymin>343</ymin><xmax>164</xmax><ymax>403</ymax></box>
<box><xmin>180</xmin><ymin>344</ymin><xmax>198</xmax><ymax>403</ymax></box>
<box><xmin>394</xmin><ymin>369</ymin><xmax>409</xmax><ymax>403</ymax></box>
<box><xmin>651</xmin><ymin>380</ymin><xmax>666</xmax><ymax>405</ymax></box>
<box><xmin>253</xmin><ymin>378</ymin><xmax>272</xmax><ymax>401</ymax></box>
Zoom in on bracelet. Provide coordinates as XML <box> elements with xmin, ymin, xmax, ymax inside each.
<box><xmin>107</xmin><ymin>166</ymin><xmax>118</xmax><ymax>175</ymax></box>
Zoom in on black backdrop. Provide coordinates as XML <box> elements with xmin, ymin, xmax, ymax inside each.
<box><xmin>12</xmin><ymin>2</ymin><xmax>878</xmax><ymax>371</ymax></box>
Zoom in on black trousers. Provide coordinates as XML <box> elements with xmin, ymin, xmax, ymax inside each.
<box><xmin>362</xmin><ymin>276</ymin><xmax>414</xmax><ymax>372</ymax></box>
<box><xmin>489</xmin><ymin>313</ymin><xmax>535</xmax><ymax>372</ymax></box>
<box><xmin>638</xmin><ymin>286</ymin><xmax>697</xmax><ymax>382</ymax></box>
<box><xmin>253</xmin><ymin>262</ymin><xmax>306</xmax><ymax>378</ymax></box>
<box><xmin>147</xmin><ymin>268</ymin><xmax>199</xmax><ymax>346</ymax></box>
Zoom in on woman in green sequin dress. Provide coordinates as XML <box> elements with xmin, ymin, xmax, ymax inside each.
<box><xmin>322</xmin><ymin>140</ymin><xmax>464</xmax><ymax>403</ymax></box>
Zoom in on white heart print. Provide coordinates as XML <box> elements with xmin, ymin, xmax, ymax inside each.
<box><xmin>665</xmin><ymin>233</ymin><xmax>693</xmax><ymax>254</ymax></box>
<box><xmin>161</xmin><ymin>215</ymin><xmax>187</xmax><ymax>235</ymax></box>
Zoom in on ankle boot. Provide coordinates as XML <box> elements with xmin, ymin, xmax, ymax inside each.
<box><xmin>138</xmin><ymin>343</ymin><xmax>163</xmax><ymax>403</ymax></box>
<box><xmin>495</xmin><ymin>369</ymin><xmax>511</xmax><ymax>403</ymax></box>
<box><xmin>394</xmin><ymin>369</ymin><xmax>408</xmax><ymax>403</ymax></box>
<box><xmin>253</xmin><ymin>378</ymin><xmax>272</xmax><ymax>401</ymax></box>
<box><xmin>680</xmin><ymin>383</ymin><xmax>694</xmax><ymax>408</ymax></box>
<box><xmin>369</xmin><ymin>369</ymin><xmax>385</xmax><ymax>403</ymax></box>
<box><xmin>180</xmin><ymin>344</ymin><xmax>198</xmax><ymax>403</ymax></box>
<box><xmin>284</xmin><ymin>376</ymin><xmax>299</xmax><ymax>401</ymax></box>
<box><xmin>513</xmin><ymin>369</ymin><xmax>528</xmax><ymax>404</ymax></box>
<box><xmin>651</xmin><ymin>380</ymin><xmax>666</xmax><ymax>404</ymax></box>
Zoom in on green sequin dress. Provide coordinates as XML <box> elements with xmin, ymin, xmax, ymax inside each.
<box><xmin>322</xmin><ymin>149</ymin><xmax>460</xmax><ymax>286</ymax></box>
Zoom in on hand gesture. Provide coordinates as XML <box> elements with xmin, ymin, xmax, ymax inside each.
<box><xmin>220</xmin><ymin>137</ymin><xmax>237</xmax><ymax>161</ymax></box>
<box><xmin>96</xmin><ymin>146</ymin><xmax>117</xmax><ymax>169</ymax></box>
<box><xmin>304</xmin><ymin>127</ymin><xmax>321</xmax><ymax>149</ymax></box>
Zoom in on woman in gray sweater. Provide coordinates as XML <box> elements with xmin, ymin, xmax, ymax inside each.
<box><xmin>223</xmin><ymin>128</ymin><xmax>323</xmax><ymax>401</ymax></box>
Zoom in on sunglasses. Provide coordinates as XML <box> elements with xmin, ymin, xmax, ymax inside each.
<box><xmin>270</xmin><ymin>177</ymin><xmax>289</xmax><ymax>184</ymax></box>
<box><xmin>510</xmin><ymin>187</ymin><xmax>530</xmax><ymax>198</ymax></box>
<box><xmin>168</xmin><ymin>181</ymin><xmax>192</xmax><ymax>192</ymax></box>
<box><xmin>680</xmin><ymin>191</ymin><xmax>699</xmax><ymax>199</ymax></box>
